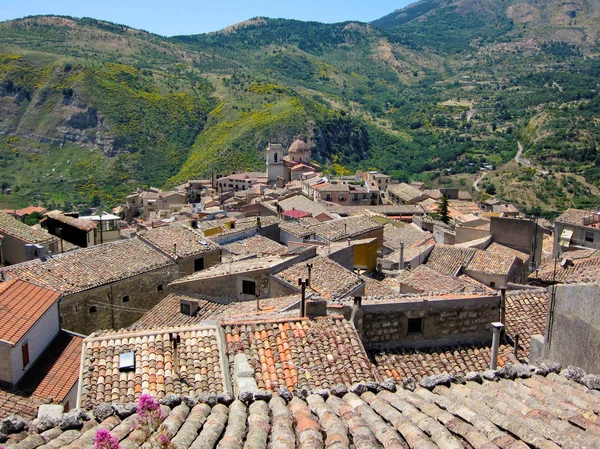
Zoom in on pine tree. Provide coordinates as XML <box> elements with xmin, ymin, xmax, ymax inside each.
<box><xmin>437</xmin><ymin>194</ymin><xmax>450</xmax><ymax>224</ymax></box>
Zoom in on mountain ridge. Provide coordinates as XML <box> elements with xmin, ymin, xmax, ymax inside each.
<box><xmin>0</xmin><ymin>0</ymin><xmax>599</xmax><ymax>214</ymax></box>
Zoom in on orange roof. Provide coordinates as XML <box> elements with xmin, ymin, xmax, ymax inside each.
<box><xmin>14</xmin><ymin>206</ymin><xmax>46</xmax><ymax>217</ymax></box>
<box><xmin>28</xmin><ymin>333</ymin><xmax>83</xmax><ymax>402</ymax></box>
<box><xmin>0</xmin><ymin>279</ymin><xmax>61</xmax><ymax>345</ymax></box>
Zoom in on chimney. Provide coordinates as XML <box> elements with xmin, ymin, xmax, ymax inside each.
<box><xmin>350</xmin><ymin>296</ymin><xmax>364</xmax><ymax>339</ymax></box>
<box><xmin>173</xmin><ymin>243</ymin><xmax>177</xmax><ymax>258</ymax></box>
<box><xmin>170</xmin><ymin>332</ymin><xmax>181</xmax><ymax>376</ymax></box>
<box><xmin>399</xmin><ymin>241</ymin><xmax>404</xmax><ymax>271</ymax></box>
<box><xmin>306</xmin><ymin>263</ymin><xmax>313</xmax><ymax>286</ymax></box>
<box><xmin>298</xmin><ymin>278</ymin><xmax>308</xmax><ymax>317</ymax></box>
<box><xmin>499</xmin><ymin>287</ymin><xmax>507</xmax><ymax>327</ymax></box>
<box><xmin>256</xmin><ymin>217</ymin><xmax>261</xmax><ymax>229</ymax></box>
<box><xmin>344</xmin><ymin>223</ymin><xmax>347</xmax><ymax>235</ymax></box>
<box><xmin>305</xmin><ymin>297</ymin><xmax>327</xmax><ymax>318</ymax></box>
<box><xmin>490</xmin><ymin>322</ymin><xmax>505</xmax><ymax>370</ymax></box>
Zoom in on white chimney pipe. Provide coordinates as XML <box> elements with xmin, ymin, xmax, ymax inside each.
<box><xmin>490</xmin><ymin>322</ymin><xmax>505</xmax><ymax>370</ymax></box>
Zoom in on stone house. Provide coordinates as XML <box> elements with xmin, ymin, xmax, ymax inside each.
<box><xmin>0</xmin><ymin>211</ymin><xmax>58</xmax><ymax>265</ymax></box>
<box><xmin>0</xmin><ymin>230</ymin><xmax>221</xmax><ymax>334</ymax></box>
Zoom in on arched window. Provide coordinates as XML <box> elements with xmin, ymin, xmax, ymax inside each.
<box><xmin>274</xmin><ymin>152</ymin><xmax>278</xmax><ymax>162</ymax></box>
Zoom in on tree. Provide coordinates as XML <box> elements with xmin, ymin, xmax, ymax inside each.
<box><xmin>485</xmin><ymin>183</ymin><xmax>497</xmax><ymax>195</ymax></box>
<box><xmin>437</xmin><ymin>194</ymin><xmax>450</xmax><ymax>224</ymax></box>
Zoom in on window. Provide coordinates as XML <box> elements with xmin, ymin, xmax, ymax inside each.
<box><xmin>194</xmin><ymin>257</ymin><xmax>205</xmax><ymax>272</ymax></box>
<box><xmin>156</xmin><ymin>284</ymin><xmax>165</xmax><ymax>292</ymax></box>
<box><xmin>407</xmin><ymin>318</ymin><xmax>423</xmax><ymax>335</ymax></box>
<box><xmin>242</xmin><ymin>280</ymin><xmax>256</xmax><ymax>296</ymax></box>
<box><xmin>325</xmin><ymin>194</ymin><xmax>332</xmax><ymax>201</ymax></box>
<box><xmin>339</xmin><ymin>196</ymin><xmax>346</xmax><ymax>202</ymax></box>
<box><xmin>122</xmin><ymin>295</ymin><xmax>130</xmax><ymax>304</ymax></box>
<box><xmin>21</xmin><ymin>342</ymin><xmax>29</xmax><ymax>368</ymax></box>
<box><xmin>181</xmin><ymin>302</ymin><xmax>191</xmax><ymax>315</ymax></box>
<box><xmin>89</xmin><ymin>306</ymin><xmax>97</xmax><ymax>315</ymax></box>
<box><xmin>274</xmin><ymin>152</ymin><xmax>278</xmax><ymax>162</ymax></box>
<box><xmin>586</xmin><ymin>232</ymin><xmax>594</xmax><ymax>243</ymax></box>
<box><xmin>490</xmin><ymin>281</ymin><xmax>496</xmax><ymax>288</ymax></box>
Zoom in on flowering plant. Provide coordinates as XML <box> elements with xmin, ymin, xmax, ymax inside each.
<box><xmin>93</xmin><ymin>429</ymin><xmax>121</xmax><ymax>449</ymax></box>
<box><xmin>136</xmin><ymin>394</ymin><xmax>164</xmax><ymax>431</ymax></box>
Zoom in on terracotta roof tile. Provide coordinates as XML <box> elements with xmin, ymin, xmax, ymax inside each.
<box><xmin>425</xmin><ymin>244</ymin><xmax>476</xmax><ymax>276</ymax></box>
<box><xmin>400</xmin><ymin>265</ymin><xmax>491</xmax><ymax>294</ymax></box>
<box><xmin>0</xmin><ymin>390</ymin><xmax>43</xmax><ymax>420</ymax></box>
<box><xmin>465</xmin><ymin>250</ymin><xmax>517</xmax><ymax>276</ymax></box>
<box><xmin>486</xmin><ymin>242</ymin><xmax>530</xmax><ymax>261</ymax></box>
<box><xmin>80</xmin><ymin>324</ymin><xmax>227</xmax><ymax>408</ymax></box>
<box><xmin>4</xmin><ymin>372</ymin><xmax>600</xmax><ymax>447</ymax></box>
<box><xmin>139</xmin><ymin>224</ymin><xmax>220</xmax><ymax>259</ymax></box>
<box><xmin>555</xmin><ymin>208</ymin><xmax>596</xmax><ymax>225</ymax></box>
<box><xmin>273</xmin><ymin>256</ymin><xmax>363</xmax><ymax>299</ymax></box>
<box><xmin>222</xmin><ymin>235</ymin><xmax>287</xmax><ymax>257</ymax></box>
<box><xmin>0</xmin><ymin>238</ymin><xmax>174</xmax><ymax>295</ymax></box>
<box><xmin>505</xmin><ymin>289</ymin><xmax>548</xmax><ymax>356</ymax></box>
<box><xmin>18</xmin><ymin>331</ymin><xmax>83</xmax><ymax>403</ymax></box>
<box><xmin>370</xmin><ymin>342</ymin><xmax>517</xmax><ymax>381</ymax></box>
<box><xmin>383</xmin><ymin>222</ymin><xmax>431</xmax><ymax>249</ymax></box>
<box><xmin>0</xmin><ymin>211</ymin><xmax>56</xmax><ymax>244</ymax></box>
<box><xmin>0</xmin><ymin>279</ymin><xmax>61</xmax><ymax>345</ymax></box>
<box><xmin>310</xmin><ymin>215</ymin><xmax>382</xmax><ymax>242</ymax></box>
<box><xmin>45</xmin><ymin>211</ymin><xmax>98</xmax><ymax>231</ymax></box>
<box><xmin>223</xmin><ymin>317</ymin><xmax>379</xmax><ymax>392</ymax></box>
<box><xmin>531</xmin><ymin>256</ymin><xmax>600</xmax><ymax>283</ymax></box>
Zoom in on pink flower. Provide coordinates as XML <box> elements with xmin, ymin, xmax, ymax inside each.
<box><xmin>157</xmin><ymin>433</ymin><xmax>171</xmax><ymax>447</ymax></box>
<box><xmin>94</xmin><ymin>429</ymin><xmax>121</xmax><ymax>449</ymax></box>
<box><xmin>137</xmin><ymin>394</ymin><xmax>161</xmax><ymax>418</ymax></box>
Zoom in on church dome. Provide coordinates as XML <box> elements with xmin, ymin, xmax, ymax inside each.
<box><xmin>289</xmin><ymin>137</ymin><xmax>310</xmax><ymax>154</ymax></box>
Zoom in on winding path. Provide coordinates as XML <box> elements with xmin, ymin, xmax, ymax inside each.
<box><xmin>515</xmin><ymin>141</ymin><xmax>549</xmax><ymax>175</ymax></box>
<box><xmin>473</xmin><ymin>172</ymin><xmax>485</xmax><ymax>192</ymax></box>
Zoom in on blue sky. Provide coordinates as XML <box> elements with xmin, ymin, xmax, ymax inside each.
<box><xmin>0</xmin><ymin>1</ymin><xmax>414</xmax><ymax>36</ymax></box>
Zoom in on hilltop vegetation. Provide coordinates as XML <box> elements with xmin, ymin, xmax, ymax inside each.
<box><xmin>0</xmin><ymin>0</ymin><xmax>599</xmax><ymax>215</ymax></box>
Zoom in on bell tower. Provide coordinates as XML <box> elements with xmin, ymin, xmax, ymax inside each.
<box><xmin>266</xmin><ymin>142</ymin><xmax>284</xmax><ymax>183</ymax></box>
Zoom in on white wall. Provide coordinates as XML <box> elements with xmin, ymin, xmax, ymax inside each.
<box><xmin>10</xmin><ymin>302</ymin><xmax>60</xmax><ymax>384</ymax></box>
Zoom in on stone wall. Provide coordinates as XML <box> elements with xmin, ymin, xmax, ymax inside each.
<box><xmin>59</xmin><ymin>264</ymin><xmax>181</xmax><ymax>335</ymax></box>
<box><xmin>533</xmin><ymin>283</ymin><xmax>600</xmax><ymax>374</ymax></box>
<box><xmin>0</xmin><ymin>344</ymin><xmax>12</xmax><ymax>385</ymax></box>
<box><xmin>360</xmin><ymin>295</ymin><xmax>500</xmax><ymax>347</ymax></box>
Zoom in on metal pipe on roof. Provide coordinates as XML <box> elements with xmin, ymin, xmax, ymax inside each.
<box><xmin>490</xmin><ymin>322</ymin><xmax>504</xmax><ymax>370</ymax></box>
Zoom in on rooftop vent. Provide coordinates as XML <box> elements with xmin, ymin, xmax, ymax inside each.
<box><xmin>119</xmin><ymin>352</ymin><xmax>135</xmax><ymax>372</ymax></box>
<box><xmin>180</xmin><ymin>298</ymin><xmax>199</xmax><ymax>316</ymax></box>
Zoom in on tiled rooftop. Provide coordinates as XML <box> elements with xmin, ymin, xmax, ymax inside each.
<box><xmin>425</xmin><ymin>244</ymin><xmax>476</xmax><ymax>276</ymax></box>
<box><xmin>0</xmin><ymin>390</ymin><xmax>42</xmax><ymax>420</ymax></box>
<box><xmin>223</xmin><ymin>316</ymin><xmax>379</xmax><ymax>392</ymax></box>
<box><xmin>18</xmin><ymin>331</ymin><xmax>83</xmax><ymax>403</ymax></box>
<box><xmin>400</xmin><ymin>265</ymin><xmax>491</xmax><ymax>294</ymax></box>
<box><xmin>273</xmin><ymin>256</ymin><xmax>364</xmax><ymax>299</ymax></box>
<box><xmin>171</xmin><ymin>255</ymin><xmax>293</xmax><ymax>284</ymax></box>
<box><xmin>3</xmin><ymin>371</ymin><xmax>600</xmax><ymax>448</ymax></box>
<box><xmin>555</xmin><ymin>208</ymin><xmax>595</xmax><ymax>225</ymax></box>
<box><xmin>0</xmin><ymin>211</ymin><xmax>56</xmax><ymax>244</ymax></box>
<box><xmin>277</xmin><ymin>194</ymin><xmax>331</xmax><ymax>218</ymax></box>
<box><xmin>310</xmin><ymin>215</ymin><xmax>382</xmax><ymax>242</ymax></box>
<box><xmin>0</xmin><ymin>238</ymin><xmax>174</xmax><ymax>295</ymax></box>
<box><xmin>369</xmin><ymin>288</ymin><xmax>548</xmax><ymax>383</ymax></box>
<box><xmin>505</xmin><ymin>289</ymin><xmax>548</xmax><ymax>356</ymax></box>
<box><xmin>221</xmin><ymin>235</ymin><xmax>287</xmax><ymax>257</ymax></box>
<box><xmin>370</xmin><ymin>342</ymin><xmax>516</xmax><ymax>381</ymax></box>
<box><xmin>531</xmin><ymin>256</ymin><xmax>600</xmax><ymax>284</ymax></box>
<box><xmin>80</xmin><ymin>324</ymin><xmax>229</xmax><ymax>408</ymax></box>
<box><xmin>130</xmin><ymin>293</ymin><xmax>228</xmax><ymax>329</ymax></box>
<box><xmin>0</xmin><ymin>331</ymin><xmax>82</xmax><ymax>419</ymax></box>
<box><xmin>0</xmin><ymin>279</ymin><xmax>61</xmax><ymax>345</ymax></box>
<box><xmin>45</xmin><ymin>211</ymin><xmax>97</xmax><ymax>231</ymax></box>
<box><xmin>387</xmin><ymin>182</ymin><xmax>425</xmax><ymax>202</ymax></box>
<box><xmin>139</xmin><ymin>224</ymin><xmax>220</xmax><ymax>259</ymax></box>
<box><xmin>279</xmin><ymin>220</ymin><xmax>314</xmax><ymax>238</ymax></box>
<box><xmin>465</xmin><ymin>250</ymin><xmax>517</xmax><ymax>276</ymax></box>
<box><xmin>383</xmin><ymin>222</ymin><xmax>431</xmax><ymax>249</ymax></box>
<box><xmin>485</xmin><ymin>241</ymin><xmax>530</xmax><ymax>262</ymax></box>
<box><xmin>324</xmin><ymin>204</ymin><xmax>425</xmax><ymax>216</ymax></box>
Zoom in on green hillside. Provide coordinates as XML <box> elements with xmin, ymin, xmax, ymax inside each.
<box><xmin>0</xmin><ymin>1</ymin><xmax>599</xmax><ymax>215</ymax></box>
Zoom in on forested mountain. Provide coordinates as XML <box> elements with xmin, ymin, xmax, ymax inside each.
<box><xmin>0</xmin><ymin>0</ymin><xmax>599</xmax><ymax>215</ymax></box>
